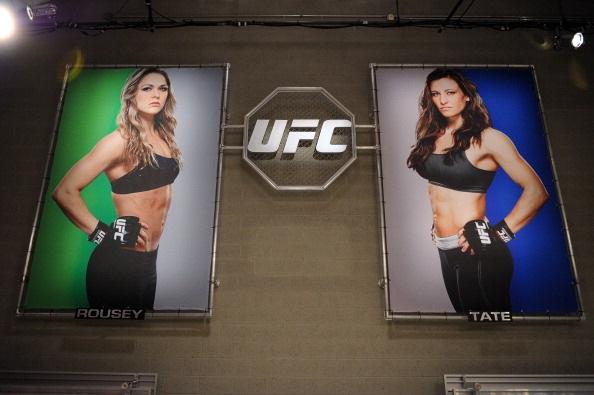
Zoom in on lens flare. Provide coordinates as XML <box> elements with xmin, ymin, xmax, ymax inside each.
<box><xmin>569</xmin><ymin>58</ymin><xmax>588</xmax><ymax>90</ymax></box>
<box><xmin>56</xmin><ymin>48</ymin><xmax>85</xmax><ymax>82</ymax></box>
<box><xmin>0</xmin><ymin>5</ymin><xmax>16</xmax><ymax>40</ymax></box>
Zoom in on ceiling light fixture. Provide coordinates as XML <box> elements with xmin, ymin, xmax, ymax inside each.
<box><xmin>26</xmin><ymin>2</ymin><xmax>57</xmax><ymax>22</ymax></box>
<box><xmin>571</xmin><ymin>31</ymin><xmax>584</xmax><ymax>48</ymax></box>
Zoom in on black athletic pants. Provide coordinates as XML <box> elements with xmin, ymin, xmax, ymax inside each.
<box><xmin>86</xmin><ymin>242</ymin><xmax>158</xmax><ymax>309</ymax></box>
<box><xmin>438</xmin><ymin>244</ymin><xmax>513</xmax><ymax>312</ymax></box>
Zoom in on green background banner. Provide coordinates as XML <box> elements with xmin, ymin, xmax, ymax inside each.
<box><xmin>24</xmin><ymin>68</ymin><xmax>134</xmax><ymax>309</ymax></box>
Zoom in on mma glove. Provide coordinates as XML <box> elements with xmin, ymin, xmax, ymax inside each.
<box><xmin>492</xmin><ymin>220</ymin><xmax>515</xmax><ymax>243</ymax></box>
<box><xmin>88</xmin><ymin>216</ymin><xmax>141</xmax><ymax>247</ymax></box>
<box><xmin>463</xmin><ymin>219</ymin><xmax>515</xmax><ymax>255</ymax></box>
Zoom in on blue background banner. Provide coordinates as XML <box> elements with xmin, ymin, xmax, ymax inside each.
<box><xmin>465</xmin><ymin>68</ymin><xmax>577</xmax><ymax>313</ymax></box>
<box><xmin>376</xmin><ymin>66</ymin><xmax>580</xmax><ymax>315</ymax></box>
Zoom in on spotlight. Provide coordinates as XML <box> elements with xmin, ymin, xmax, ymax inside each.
<box><xmin>571</xmin><ymin>32</ymin><xmax>584</xmax><ymax>49</ymax></box>
<box><xmin>26</xmin><ymin>2</ymin><xmax>57</xmax><ymax>22</ymax></box>
<box><xmin>0</xmin><ymin>5</ymin><xmax>16</xmax><ymax>40</ymax></box>
<box><xmin>552</xmin><ymin>29</ymin><xmax>586</xmax><ymax>51</ymax></box>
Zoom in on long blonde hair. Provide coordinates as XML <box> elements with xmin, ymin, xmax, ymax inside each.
<box><xmin>116</xmin><ymin>68</ymin><xmax>181</xmax><ymax>168</ymax></box>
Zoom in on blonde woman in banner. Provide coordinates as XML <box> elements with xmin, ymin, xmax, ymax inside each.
<box><xmin>53</xmin><ymin>68</ymin><xmax>181</xmax><ymax>310</ymax></box>
<box><xmin>406</xmin><ymin>68</ymin><xmax>548</xmax><ymax>312</ymax></box>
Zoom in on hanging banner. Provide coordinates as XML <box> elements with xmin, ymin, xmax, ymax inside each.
<box><xmin>373</xmin><ymin>65</ymin><xmax>582</xmax><ymax>320</ymax></box>
<box><xmin>19</xmin><ymin>65</ymin><xmax>227</xmax><ymax>317</ymax></box>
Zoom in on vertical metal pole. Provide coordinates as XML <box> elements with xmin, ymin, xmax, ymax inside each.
<box><xmin>17</xmin><ymin>65</ymin><xmax>72</xmax><ymax>316</ymax></box>
<box><xmin>145</xmin><ymin>0</ymin><xmax>155</xmax><ymax>32</ymax></box>
<box><xmin>530</xmin><ymin>66</ymin><xmax>584</xmax><ymax>319</ymax></box>
<box><xmin>370</xmin><ymin>64</ymin><xmax>393</xmax><ymax>320</ymax></box>
<box><xmin>207</xmin><ymin>63</ymin><xmax>231</xmax><ymax>316</ymax></box>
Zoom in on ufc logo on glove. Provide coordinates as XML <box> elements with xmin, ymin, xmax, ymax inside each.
<box><xmin>113</xmin><ymin>218</ymin><xmax>128</xmax><ymax>243</ymax></box>
<box><xmin>474</xmin><ymin>221</ymin><xmax>492</xmax><ymax>245</ymax></box>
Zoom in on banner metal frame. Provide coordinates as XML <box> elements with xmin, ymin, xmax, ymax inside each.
<box><xmin>16</xmin><ymin>63</ymin><xmax>230</xmax><ymax>319</ymax></box>
<box><xmin>370</xmin><ymin>63</ymin><xmax>585</xmax><ymax>322</ymax></box>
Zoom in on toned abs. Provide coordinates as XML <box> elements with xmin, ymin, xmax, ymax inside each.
<box><xmin>112</xmin><ymin>184</ymin><xmax>173</xmax><ymax>251</ymax></box>
<box><xmin>428</xmin><ymin>184</ymin><xmax>486</xmax><ymax>237</ymax></box>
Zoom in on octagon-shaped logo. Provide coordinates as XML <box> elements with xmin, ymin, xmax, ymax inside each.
<box><xmin>243</xmin><ymin>87</ymin><xmax>357</xmax><ymax>190</ymax></box>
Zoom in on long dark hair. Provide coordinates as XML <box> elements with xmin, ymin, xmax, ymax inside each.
<box><xmin>407</xmin><ymin>68</ymin><xmax>491</xmax><ymax>170</ymax></box>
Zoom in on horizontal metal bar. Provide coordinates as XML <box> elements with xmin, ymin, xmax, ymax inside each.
<box><xmin>386</xmin><ymin>313</ymin><xmax>464</xmax><ymax>320</ymax></box>
<box><xmin>226</xmin><ymin>124</ymin><xmax>376</xmax><ymax>130</ymax></box>
<box><xmin>386</xmin><ymin>312</ymin><xmax>584</xmax><ymax>321</ymax></box>
<box><xmin>16</xmin><ymin>310</ymin><xmax>212</xmax><ymax>319</ymax></box>
<box><xmin>65</xmin><ymin>63</ymin><xmax>229</xmax><ymax>68</ymax></box>
<box><xmin>445</xmin><ymin>374</ymin><xmax>594</xmax><ymax>394</ymax></box>
<box><xmin>73</xmin><ymin>15</ymin><xmax>594</xmax><ymax>24</ymax></box>
<box><xmin>224</xmin><ymin>145</ymin><xmax>377</xmax><ymax>151</ymax></box>
<box><xmin>373</xmin><ymin>63</ymin><xmax>533</xmax><ymax>69</ymax></box>
<box><xmin>29</xmin><ymin>15</ymin><xmax>594</xmax><ymax>33</ymax></box>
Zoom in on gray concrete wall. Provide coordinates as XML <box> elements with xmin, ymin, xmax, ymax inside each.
<box><xmin>1</xmin><ymin>2</ymin><xmax>594</xmax><ymax>394</ymax></box>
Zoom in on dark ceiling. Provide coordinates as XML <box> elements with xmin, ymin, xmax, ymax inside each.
<box><xmin>15</xmin><ymin>0</ymin><xmax>594</xmax><ymax>36</ymax></box>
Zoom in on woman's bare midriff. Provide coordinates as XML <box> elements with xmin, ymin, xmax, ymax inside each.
<box><xmin>112</xmin><ymin>184</ymin><xmax>173</xmax><ymax>251</ymax></box>
<box><xmin>428</xmin><ymin>184</ymin><xmax>486</xmax><ymax>237</ymax></box>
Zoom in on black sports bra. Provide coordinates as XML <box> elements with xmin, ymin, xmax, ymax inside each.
<box><xmin>417</xmin><ymin>150</ymin><xmax>495</xmax><ymax>193</ymax></box>
<box><xmin>111</xmin><ymin>154</ymin><xmax>180</xmax><ymax>194</ymax></box>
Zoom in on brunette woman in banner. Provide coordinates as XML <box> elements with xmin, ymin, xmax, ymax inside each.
<box><xmin>407</xmin><ymin>68</ymin><xmax>548</xmax><ymax>312</ymax></box>
<box><xmin>53</xmin><ymin>68</ymin><xmax>181</xmax><ymax>309</ymax></box>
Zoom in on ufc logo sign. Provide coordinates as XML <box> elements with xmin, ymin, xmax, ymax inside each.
<box><xmin>247</xmin><ymin>119</ymin><xmax>351</xmax><ymax>154</ymax></box>
<box><xmin>475</xmin><ymin>222</ymin><xmax>491</xmax><ymax>245</ymax></box>
<box><xmin>243</xmin><ymin>87</ymin><xmax>356</xmax><ymax>190</ymax></box>
<box><xmin>113</xmin><ymin>218</ymin><xmax>127</xmax><ymax>242</ymax></box>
